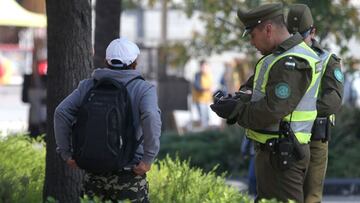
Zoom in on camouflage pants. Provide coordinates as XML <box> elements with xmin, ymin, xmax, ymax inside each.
<box><xmin>82</xmin><ymin>170</ymin><xmax>149</xmax><ymax>203</ymax></box>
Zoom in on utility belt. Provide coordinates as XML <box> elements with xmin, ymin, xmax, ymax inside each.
<box><xmin>253</xmin><ymin>121</ymin><xmax>306</xmax><ymax>171</ymax></box>
<box><xmin>311</xmin><ymin>115</ymin><xmax>335</xmax><ymax>142</ymax></box>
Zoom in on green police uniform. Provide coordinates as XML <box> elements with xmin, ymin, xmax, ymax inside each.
<box><xmin>304</xmin><ymin>40</ymin><xmax>342</xmax><ymax>203</ymax></box>
<box><xmin>287</xmin><ymin>4</ymin><xmax>344</xmax><ymax>203</ymax></box>
<box><xmin>236</xmin><ymin>3</ymin><xmax>322</xmax><ymax>203</ymax></box>
<box><xmin>238</xmin><ymin>33</ymin><xmax>318</xmax><ymax>203</ymax></box>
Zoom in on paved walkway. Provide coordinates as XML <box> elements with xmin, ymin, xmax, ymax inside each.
<box><xmin>0</xmin><ymin>85</ymin><xmax>28</xmax><ymax>136</ymax></box>
<box><xmin>226</xmin><ymin>179</ymin><xmax>360</xmax><ymax>203</ymax></box>
<box><xmin>323</xmin><ymin>195</ymin><xmax>360</xmax><ymax>202</ymax></box>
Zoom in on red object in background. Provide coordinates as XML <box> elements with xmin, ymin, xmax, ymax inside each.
<box><xmin>0</xmin><ymin>63</ymin><xmax>4</xmax><ymax>77</ymax></box>
<box><xmin>37</xmin><ymin>60</ymin><xmax>47</xmax><ymax>75</ymax></box>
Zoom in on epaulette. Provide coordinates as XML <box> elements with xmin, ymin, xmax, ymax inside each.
<box><xmin>331</xmin><ymin>54</ymin><xmax>341</xmax><ymax>62</ymax></box>
<box><xmin>273</xmin><ymin>48</ymin><xmax>285</xmax><ymax>55</ymax></box>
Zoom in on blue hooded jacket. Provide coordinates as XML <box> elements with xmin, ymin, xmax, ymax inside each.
<box><xmin>54</xmin><ymin>68</ymin><xmax>162</xmax><ymax>166</ymax></box>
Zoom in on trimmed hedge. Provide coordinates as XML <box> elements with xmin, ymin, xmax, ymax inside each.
<box><xmin>0</xmin><ymin>135</ymin><xmax>253</xmax><ymax>203</ymax></box>
<box><xmin>158</xmin><ymin>126</ymin><xmax>247</xmax><ymax>178</ymax></box>
<box><xmin>327</xmin><ymin>107</ymin><xmax>360</xmax><ymax>177</ymax></box>
<box><xmin>159</xmin><ymin>107</ymin><xmax>360</xmax><ymax>178</ymax></box>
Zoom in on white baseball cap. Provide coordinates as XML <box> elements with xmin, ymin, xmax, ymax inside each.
<box><xmin>105</xmin><ymin>37</ymin><xmax>140</xmax><ymax>68</ymax></box>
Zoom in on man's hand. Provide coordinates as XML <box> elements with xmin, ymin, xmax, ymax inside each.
<box><xmin>66</xmin><ymin>159</ymin><xmax>78</xmax><ymax>169</ymax></box>
<box><xmin>133</xmin><ymin>161</ymin><xmax>151</xmax><ymax>175</ymax></box>
<box><xmin>210</xmin><ymin>96</ymin><xmax>240</xmax><ymax>119</ymax></box>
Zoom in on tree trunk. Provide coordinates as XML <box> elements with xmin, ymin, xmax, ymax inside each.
<box><xmin>93</xmin><ymin>0</ymin><xmax>121</xmax><ymax>68</ymax></box>
<box><xmin>43</xmin><ymin>0</ymin><xmax>93</xmax><ymax>202</ymax></box>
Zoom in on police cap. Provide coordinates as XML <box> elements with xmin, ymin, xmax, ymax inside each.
<box><xmin>237</xmin><ymin>3</ymin><xmax>284</xmax><ymax>37</ymax></box>
<box><xmin>287</xmin><ymin>4</ymin><xmax>313</xmax><ymax>34</ymax></box>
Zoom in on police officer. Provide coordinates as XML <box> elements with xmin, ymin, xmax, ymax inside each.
<box><xmin>287</xmin><ymin>4</ymin><xmax>344</xmax><ymax>203</ymax></box>
<box><xmin>211</xmin><ymin>3</ymin><xmax>321</xmax><ymax>202</ymax></box>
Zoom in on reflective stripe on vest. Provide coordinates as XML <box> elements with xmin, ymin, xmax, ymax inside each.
<box><xmin>315</xmin><ymin>50</ymin><xmax>332</xmax><ymax>97</ymax></box>
<box><xmin>314</xmin><ymin>49</ymin><xmax>337</xmax><ymax>122</ymax></box>
<box><xmin>247</xmin><ymin>41</ymin><xmax>321</xmax><ymax>144</ymax></box>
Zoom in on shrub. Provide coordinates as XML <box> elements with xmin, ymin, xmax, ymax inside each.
<box><xmin>158</xmin><ymin>126</ymin><xmax>247</xmax><ymax>178</ymax></box>
<box><xmin>148</xmin><ymin>156</ymin><xmax>250</xmax><ymax>203</ymax></box>
<box><xmin>0</xmin><ymin>135</ymin><xmax>45</xmax><ymax>203</ymax></box>
<box><xmin>327</xmin><ymin>107</ymin><xmax>360</xmax><ymax>177</ymax></box>
<box><xmin>160</xmin><ymin>108</ymin><xmax>360</xmax><ymax>179</ymax></box>
<box><xmin>0</xmin><ymin>135</ymin><xmax>255</xmax><ymax>203</ymax></box>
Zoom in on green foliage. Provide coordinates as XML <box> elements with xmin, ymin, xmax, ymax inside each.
<box><xmin>123</xmin><ymin>0</ymin><xmax>360</xmax><ymax>66</ymax></box>
<box><xmin>3</xmin><ymin>119</ymin><xmax>359</xmax><ymax>203</ymax></box>
<box><xmin>160</xmin><ymin>109</ymin><xmax>360</xmax><ymax>179</ymax></box>
<box><xmin>167</xmin><ymin>42</ymin><xmax>191</xmax><ymax>70</ymax></box>
<box><xmin>148</xmin><ymin>156</ymin><xmax>250</xmax><ymax>203</ymax></box>
<box><xmin>0</xmin><ymin>135</ymin><xmax>45</xmax><ymax>203</ymax></box>
<box><xmin>0</xmin><ymin>134</ymin><xmax>256</xmax><ymax>203</ymax></box>
<box><xmin>327</xmin><ymin>107</ymin><xmax>360</xmax><ymax>177</ymax></box>
<box><xmin>181</xmin><ymin>0</ymin><xmax>360</xmax><ymax>56</ymax></box>
<box><xmin>158</xmin><ymin>126</ymin><xmax>247</xmax><ymax>177</ymax></box>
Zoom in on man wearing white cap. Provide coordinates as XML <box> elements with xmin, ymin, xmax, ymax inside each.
<box><xmin>54</xmin><ymin>37</ymin><xmax>162</xmax><ymax>202</ymax></box>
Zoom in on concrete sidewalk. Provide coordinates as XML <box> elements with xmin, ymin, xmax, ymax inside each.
<box><xmin>0</xmin><ymin>85</ymin><xmax>28</xmax><ymax>136</ymax></box>
<box><xmin>226</xmin><ymin>179</ymin><xmax>360</xmax><ymax>203</ymax></box>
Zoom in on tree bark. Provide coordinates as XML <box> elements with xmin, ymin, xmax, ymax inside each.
<box><xmin>44</xmin><ymin>0</ymin><xmax>93</xmax><ymax>202</ymax></box>
<box><xmin>93</xmin><ymin>0</ymin><xmax>121</xmax><ymax>68</ymax></box>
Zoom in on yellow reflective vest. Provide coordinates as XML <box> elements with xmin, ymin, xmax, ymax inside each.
<box><xmin>316</xmin><ymin>49</ymin><xmax>332</xmax><ymax>97</ymax></box>
<box><xmin>246</xmin><ymin>42</ymin><xmax>322</xmax><ymax>144</ymax></box>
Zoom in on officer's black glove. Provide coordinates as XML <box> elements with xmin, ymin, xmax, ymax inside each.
<box><xmin>234</xmin><ymin>90</ymin><xmax>252</xmax><ymax>103</ymax></box>
<box><xmin>210</xmin><ymin>96</ymin><xmax>242</xmax><ymax>119</ymax></box>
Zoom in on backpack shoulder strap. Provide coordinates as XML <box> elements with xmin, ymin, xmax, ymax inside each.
<box><xmin>125</xmin><ymin>76</ymin><xmax>145</xmax><ymax>87</ymax></box>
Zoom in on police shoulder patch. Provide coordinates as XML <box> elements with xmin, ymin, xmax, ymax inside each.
<box><xmin>334</xmin><ymin>68</ymin><xmax>344</xmax><ymax>83</ymax></box>
<box><xmin>275</xmin><ymin>83</ymin><xmax>291</xmax><ymax>99</ymax></box>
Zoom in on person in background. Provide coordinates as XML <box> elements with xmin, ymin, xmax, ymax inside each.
<box><xmin>192</xmin><ymin>60</ymin><xmax>213</xmax><ymax>129</ymax></box>
<box><xmin>241</xmin><ymin>136</ymin><xmax>256</xmax><ymax>196</ymax></box>
<box><xmin>342</xmin><ymin>59</ymin><xmax>360</xmax><ymax>108</ymax></box>
<box><xmin>287</xmin><ymin>4</ymin><xmax>344</xmax><ymax>202</ymax></box>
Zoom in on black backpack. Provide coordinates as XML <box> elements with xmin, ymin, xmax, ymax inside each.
<box><xmin>72</xmin><ymin>76</ymin><xmax>144</xmax><ymax>173</ymax></box>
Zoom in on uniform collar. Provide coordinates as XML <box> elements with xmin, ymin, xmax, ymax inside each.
<box><xmin>310</xmin><ymin>39</ymin><xmax>324</xmax><ymax>55</ymax></box>
<box><xmin>272</xmin><ymin>32</ymin><xmax>304</xmax><ymax>55</ymax></box>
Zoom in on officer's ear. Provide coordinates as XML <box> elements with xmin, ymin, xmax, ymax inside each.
<box><xmin>310</xmin><ymin>27</ymin><xmax>316</xmax><ymax>35</ymax></box>
<box><xmin>264</xmin><ymin>23</ymin><xmax>273</xmax><ymax>37</ymax></box>
<box><xmin>310</xmin><ymin>27</ymin><xmax>316</xmax><ymax>39</ymax></box>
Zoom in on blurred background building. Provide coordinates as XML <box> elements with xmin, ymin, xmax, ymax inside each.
<box><xmin>1</xmin><ymin>0</ymin><xmax>360</xmax><ymax>200</ymax></box>
<box><xmin>0</xmin><ymin>0</ymin><xmax>46</xmax><ymax>136</ymax></box>
<box><xmin>2</xmin><ymin>0</ymin><xmax>360</xmax><ymax>135</ymax></box>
